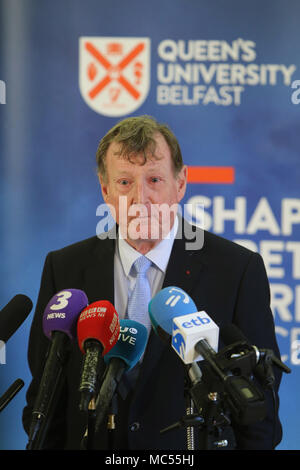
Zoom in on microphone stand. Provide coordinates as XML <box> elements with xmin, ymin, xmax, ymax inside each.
<box><xmin>184</xmin><ymin>377</ymin><xmax>195</xmax><ymax>450</ymax></box>
<box><xmin>86</xmin><ymin>398</ymin><xmax>96</xmax><ymax>450</ymax></box>
<box><xmin>107</xmin><ymin>393</ymin><xmax>118</xmax><ymax>450</ymax></box>
<box><xmin>195</xmin><ymin>389</ymin><xmax>231</xmax><ymax>450</ymax></box>
<box><xmin>162</xmin><ymin>360</ymin><xmax>234</xmax><ymax>449</ymax></box>
<box><xmin>161</xmin><ymin>341</ymin><xmax>291</xmax><ymax>450</ymax></box>
<box><xmin>81</xmin><ymin>390</ymin><xmax>119</xmax><ymax>450</ymax></box>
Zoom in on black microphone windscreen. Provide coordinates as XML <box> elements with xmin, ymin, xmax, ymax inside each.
<box><xmin>0</xmin><ymin>294</ymin><xmax>33</xmax><ymax>342</ymax></box>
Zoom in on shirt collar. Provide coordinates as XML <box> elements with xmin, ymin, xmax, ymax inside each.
<box><xmin>118</xmin><ymin>215</ymin><xmax>178</xmax><ymax>276</ymax></box>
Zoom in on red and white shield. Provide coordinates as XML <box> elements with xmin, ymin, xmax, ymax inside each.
<box><xmin>79</xmin><ymin>37</ymin><xmax>150</xmax><ymax>117</ymax></box>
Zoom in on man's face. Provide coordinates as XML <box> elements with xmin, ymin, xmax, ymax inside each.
<box><xmin>99</xmin><ymin>132</ymin><xmax>187</xmax><ymax>251</ymax></box>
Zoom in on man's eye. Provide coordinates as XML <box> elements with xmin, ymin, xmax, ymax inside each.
<box><xmin>119</xmin><ymin>179</ymin><xmax>129</xmax><ymax>185</ymax></box>
<box><xmin>151</xmin><ymin>177</ymin><xmax>161</xmax><ymax>183</ymax></box>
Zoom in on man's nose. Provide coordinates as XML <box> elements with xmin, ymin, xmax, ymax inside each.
<box><xmin>133</xmin><ymin>180</ymin><xmax>148</xmax><ymax>205</ymax></box>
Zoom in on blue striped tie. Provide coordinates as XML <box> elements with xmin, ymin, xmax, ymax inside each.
<box><xmin>127</xmin><ymin>256</ymin><xmax>152</xmax><ymax>334</ymax></box>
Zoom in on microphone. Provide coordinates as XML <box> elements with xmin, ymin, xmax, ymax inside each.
<box><xmin>171</xmin><ymin>314</ymin><xmax>269</xmax><ymax>425</ymax></box>
<box><xmin>149</xmin><ymin>286</ymin><xmax>205</xmax><ymax>386</ymax></box>
<box><xmin>148</xmin><ymin>286</ymin><xmax>197</xmax><ymax>342</ymax></box>
<box><xmin>0</xmin><ymin>294</ymin><xmax>33</xmax><ymax>342</ymax></box>
<box><xmin>0</xmin><ymin>295</ymin><xmax>32</xmax><ymax>414</ymax></box>
<box><xmin>0</xmin><ymin>378</ymin><xmax>24</xmax><ymax>413</ymax></box>
<box><xmin>28</xmin><ymin>288</ymin><xmax>88</xmax><ymax>449</ymax></box>
<box><xmin>94</xmin><ymin>319</ymin><xmax>148</xmax><ymax>434</ymax></box>
<box><xmin>172</xmin><ymin>311</ymin><xmax>219</xmax><ymax>365</ymax></box>
<box><xmin>148</xmin><ymin>286</ymin><xmax>219</xmax><ymax>366</ymax></box>
<box><xmin>77</xmin><ymin>300</ymin><xmax>120</xmax><ymax>412</ymax></box>
<box><xmin>150</xmin><ymin>289</ymin><xmax>266</xmax><ymax>425</ymax></box>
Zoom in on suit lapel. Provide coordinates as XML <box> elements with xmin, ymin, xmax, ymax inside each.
<box><xmin>162</xmin><ymin>220</ymin><xmax>207</xmax><ymax>309</ymax></box>
<box><xmin>82</xmin><ymin>234</ymin><xmax>115</xmax><ymax>305</ymax></box>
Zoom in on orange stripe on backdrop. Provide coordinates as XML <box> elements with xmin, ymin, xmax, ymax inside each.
<box><xmin>187</xmin><ymin>166</ymin><xmax>235</xmax><ymax>184</ymax></box>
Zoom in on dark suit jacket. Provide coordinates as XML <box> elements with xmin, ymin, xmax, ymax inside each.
<box><xmin>22</xmin><ymin>221</ymin><xmax>282</xmax><ymax>450</ymax></box>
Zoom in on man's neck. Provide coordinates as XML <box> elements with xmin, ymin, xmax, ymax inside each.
<box><xmin>123</xmin><ymin>238</ymin><xmax>158</xmax><ymax>255</ymax></box>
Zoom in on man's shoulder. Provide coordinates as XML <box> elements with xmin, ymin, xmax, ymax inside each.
<box><xmin>203</xmin><ymin>229</ymin><xmax>254</xmax><ymax>258</ymax></box>
<box><xmin>49</xmin><ymin>233</ymin><xmax>115</xmax><ymax>261</ymax></box>
<box><xmin>193</xmin><ymin>227</ymin><xmax>264</xmax><ymax>278</ymax></box>
<box><xmin>182</xmin><ymin>218</ymin><xmax>255</xmax><ymax>259</ymax></box>
<box><xmin>181</xmin><ymin>221</ymin><xmax>259</xmax><ymax>271</ymax></box>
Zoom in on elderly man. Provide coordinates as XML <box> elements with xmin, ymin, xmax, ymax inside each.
<box><xmin>23</xmin><ymin>115</ymin><xmax>282</xmax><ymax>450</ymax></box>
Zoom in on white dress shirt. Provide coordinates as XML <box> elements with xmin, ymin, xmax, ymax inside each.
<box><xmin>113</xmin><ymin>216</ymin><xmax>179</xmax><ymax>318</ymax></box>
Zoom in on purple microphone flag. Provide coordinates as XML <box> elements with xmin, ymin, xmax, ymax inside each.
<box><xmin>43</xmin><ymin>289</ymin><xmax>88</xmax><ymax>340</ymax></box>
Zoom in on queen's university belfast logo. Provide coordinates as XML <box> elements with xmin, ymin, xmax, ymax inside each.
<box><xmin>79</xmin><ymin>37</ymin><xmax>150</xmax><ymax>116</ymax></box>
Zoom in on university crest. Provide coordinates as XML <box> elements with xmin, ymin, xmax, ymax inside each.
<box><xmin>79</xmin><ymin>37</ymin><xmax>150</xmax><ymax>116</ymax></box>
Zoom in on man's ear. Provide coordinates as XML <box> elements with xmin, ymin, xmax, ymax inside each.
<box><xmin>176</xmin><ymin>165</ymin><xmax>187</xmax><ymax>202</ymax></box>
<box><xmin>98</xmin><ymin>172</ymin><xmax>109</xmax><ymax>202</ymax></box>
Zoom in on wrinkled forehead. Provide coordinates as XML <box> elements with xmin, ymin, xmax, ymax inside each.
<box><xmin>106</xmin><ymin>133</ymin><xmax>172</xmax><ymax>167</ymax></box>
<box><xmin>111</xmin><ymin>131</ymin><xmax>168</xmax><ymax>153</ymax></box>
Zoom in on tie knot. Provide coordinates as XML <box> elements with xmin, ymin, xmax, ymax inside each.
<box><xmin>132</xmin><ymin>256</ymin><xmax>151</xmax><ymax>275</ymax></box>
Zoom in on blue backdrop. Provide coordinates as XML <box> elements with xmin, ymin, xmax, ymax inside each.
<box><xmin>0</xmin><ymin>0</ymin><xmax>299</xmax><ymax>450</ymax></box>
